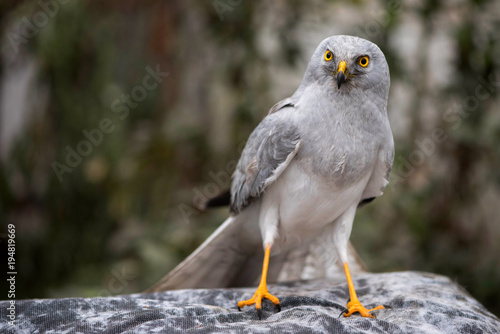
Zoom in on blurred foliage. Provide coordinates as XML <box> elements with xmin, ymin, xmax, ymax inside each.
<box><xmin>1</xmin><ymin>0</ymin><xmax>500</xmax><ymax>317</ymax></box>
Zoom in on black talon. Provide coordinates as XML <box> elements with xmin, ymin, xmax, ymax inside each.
<box><xmin>275</xmin><ymin>304</ymin><xmax>281</xmax><ymax>312</ymax></box>
<box><xmin>237</xmin><ymin>306</ymin><xmax>242</xmax><ymax>311</ymax></box>
<box><xmin>338</xmin><ymin>297</ymin><xmax>350</xmax><ymax>318</ymax></box>
<box><xmin>257</xmin><ymin>308</ymin><xmax>263</xmax><ymax>320</ymax></box>
<box><xmin>382</xmin><ymin>304</ymin><xmax>392</xmax><ymax>309</ymax></box>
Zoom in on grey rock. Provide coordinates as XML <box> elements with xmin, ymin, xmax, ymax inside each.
<box><xmin>1</xmin><ymin>271</ymin><xmax>499</xmax><ymax>333</ymax></box>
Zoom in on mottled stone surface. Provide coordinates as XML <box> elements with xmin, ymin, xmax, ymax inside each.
<box><xmin>1</xmin><ymin>271</ymin><xmax>499</xmax><ymax>333</ymax></box>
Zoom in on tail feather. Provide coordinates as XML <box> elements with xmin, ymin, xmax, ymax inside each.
<box><xmin>273</xmin><ymin>241</ymin><xmax>366</xmax><ymax>283</ymax></box>
<box><xmin>146</xmin><ymin>217</ymin><xmax>249</xmax><ymax>292</ymax></box>
<box><xmin>273</xmin><ymin>222</ymin><xmax>366</xmax><ymax>283</ymax></box>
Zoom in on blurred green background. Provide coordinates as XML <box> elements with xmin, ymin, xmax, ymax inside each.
<box><xmin>1</xmin><ymin>0</ymin><xmax>499</xmax><ymax>316</ymax></box>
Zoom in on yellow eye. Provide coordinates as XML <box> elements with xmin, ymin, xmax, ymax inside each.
<box><xmin>324</xmin><ymin>50</ymin><xmax>333</xmax><ymax>61</ymax></box>
<box><xmin>359</xmin><ymin>56</ymin><xmax>369</xmax><ymax>67</ymax></box>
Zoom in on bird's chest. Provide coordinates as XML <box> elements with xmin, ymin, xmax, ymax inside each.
<box><xmin>297</xmin><ymin>117</ymin><xmax>379</xmax><ymax>189</ymax></box>
<box><xmin>269</xmin><ymin>162</ymin><xmax>371</xmax><ymax>252</ymax></box>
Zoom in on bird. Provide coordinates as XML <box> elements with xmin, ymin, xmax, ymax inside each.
<box><xmin>147</xmin><ymin>35</ymin><xmax>394</xmax><ymax>319</ymax></box>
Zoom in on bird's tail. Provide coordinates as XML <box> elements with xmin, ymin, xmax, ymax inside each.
<box><xmin>146</xmin><ymin>213</ymin><xmax>366</xmax><ymax>292</ymax></box>
<box><xmin>146</xmin><ymin>216</ymin><xmax>249</xmax><ymax>292</ymax></box>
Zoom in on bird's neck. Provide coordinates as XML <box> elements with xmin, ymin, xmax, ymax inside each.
<box><xmin>295</xmin><ymin>82</ymin><xmax>388</xmax><ymax>116</ymax></box>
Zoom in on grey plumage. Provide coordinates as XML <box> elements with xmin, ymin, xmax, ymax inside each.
<box><xmin>148</xmin><ymin>35</ymin><xmax>393</xmax><ymax>294</ymax></box>
<box><xmin>230</xmin><ymin>115</ymin><xmax>301</xmax><ymax>213</ymax></box>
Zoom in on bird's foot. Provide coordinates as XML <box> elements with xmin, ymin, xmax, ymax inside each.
<box><xmin>343</xmin><ymin>299</ymin><xmax>384</xmax><ymax>318</ymax></box>
<box><xmin>237</xmin><ymin>285</ymin><xmax>280</xmax><ymax>319</ymax></box>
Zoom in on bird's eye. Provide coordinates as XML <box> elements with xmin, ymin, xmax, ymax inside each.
<box><xmin>324</xmin><ymin>50</ymin><xmax>333</xmax><ymax>61</ymax></box>
<box><xmin>359</xmin><ymin>56</ymin><xmax>369</xmax><ymax>67</ymax></box>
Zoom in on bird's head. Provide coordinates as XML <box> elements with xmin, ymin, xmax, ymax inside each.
<box><xmin>301</xmin><ymin>35</ymin><xmax>390</xmax><ymax>94</ymax></box>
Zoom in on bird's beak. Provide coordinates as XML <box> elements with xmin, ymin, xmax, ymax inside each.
<box><xmin>336</xmin><ymin>60</ymin><xmax>347</xmax><ymax>89</ymax></box>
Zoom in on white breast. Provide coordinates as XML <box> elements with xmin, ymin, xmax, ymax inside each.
<box><xmin>259</xmin><ymin>162</ymin><xmax>370</xmax><ymax>254</ymax></box>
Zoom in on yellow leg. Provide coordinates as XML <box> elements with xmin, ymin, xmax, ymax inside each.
<box><xmin>343</xmin><ymin>262</ymin><xmax>384</xmax><ymax>318</ymax></box>
<box><xmin>237</xmin><ymin>245</ymin><xmax>280</xmax><ymax>317</ymax></box>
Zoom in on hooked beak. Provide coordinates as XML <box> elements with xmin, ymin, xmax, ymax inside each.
<box><xmin>336</xmin><ymin>60</ymin><xmax>347</xmax><ymax>89</ymax></box>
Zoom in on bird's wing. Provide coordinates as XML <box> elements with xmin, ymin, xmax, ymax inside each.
<box><xmin>359</xmin><ymin>134</ymin><xmax>394</xmax><ymax>207</ymax></box>
<box><xmin>268</xmin><ymin>97</ymin><xmax>295</xmax><ymax>114</ymax></box>
<box><xmin>147</xmin><ymin>108</ymin><xmax>302</xmax><ymax>292</ymax></box>
<box><xmin>197</xmin><ymin>99</ymin><xmax>297</xmax><ymax>211</ymax></box>
<box><xmin>230</xmin><ymin>112</ymin><xmax>301</xmax><ymax>213</ymax></box>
